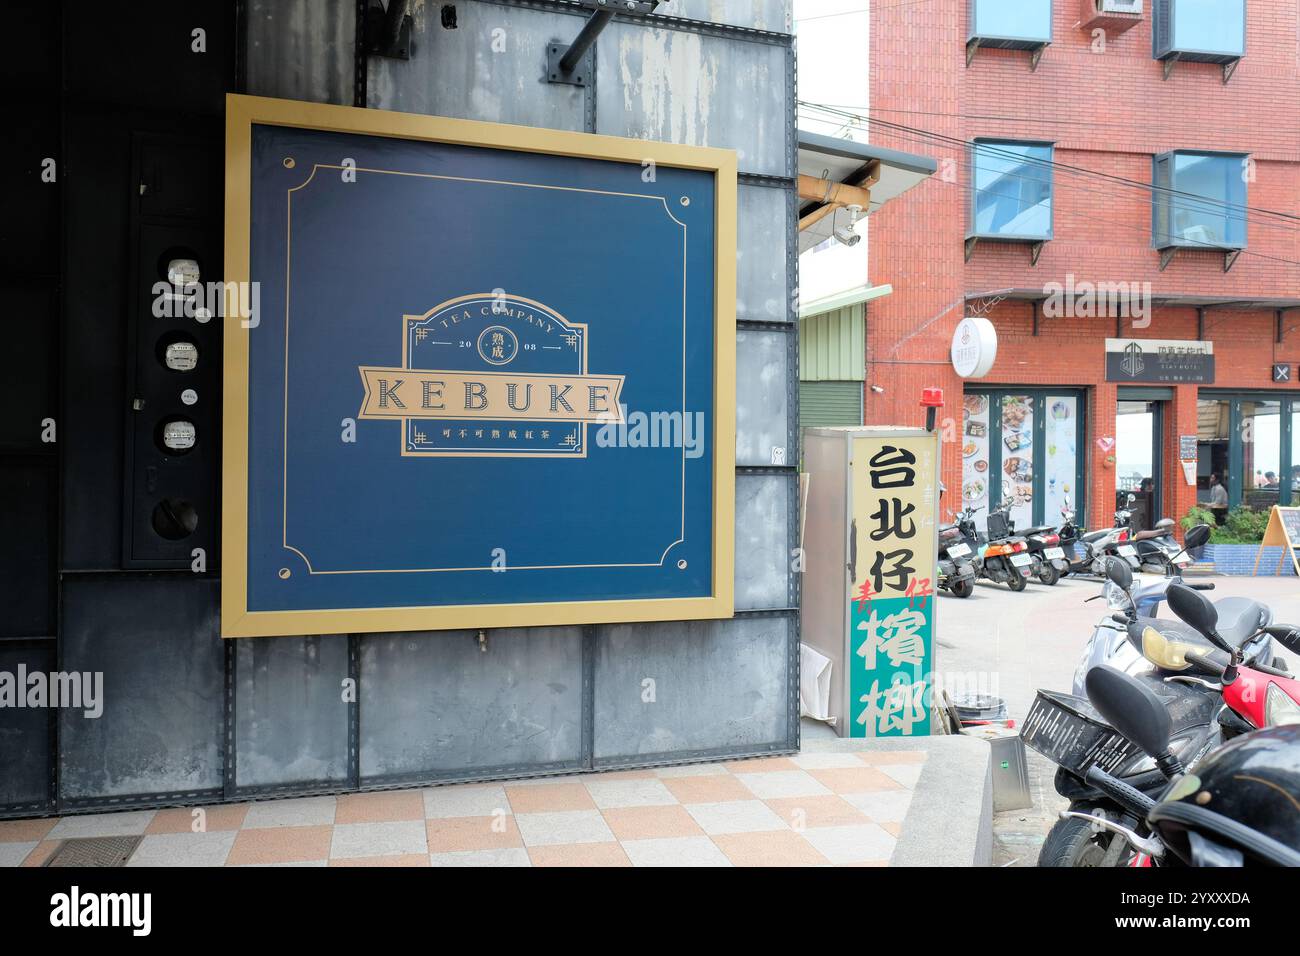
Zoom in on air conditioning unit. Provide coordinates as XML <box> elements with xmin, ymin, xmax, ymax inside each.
<box><xmin>1080</xmin><ymin>0</ymin><xmax>1142</xmax><ymax>35</ymax></box>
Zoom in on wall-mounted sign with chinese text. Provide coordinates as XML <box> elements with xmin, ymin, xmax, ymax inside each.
<box><xmin>848</xmin><ymin>433</ymin><xmax>940</xmax><ymax>737</ymax></box>
<box><xmin>1104</xmin><ymin>338</ymin><xmax>1214</xmax><ymax>384</ymax></box>
<box><xmin>222</xmin><ymin>95</ymin><xmax>736</xmax><ymax>637</ymax></box>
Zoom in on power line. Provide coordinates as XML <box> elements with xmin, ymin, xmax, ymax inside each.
<box><xmin>801</xmin><ymin>101</ymin><xmax>1300</xmax><ymax>229</ymax></box>
<box><xmin>803</xmin><ymin>101</ymin><xmax>1300</xmax><ymax>226</ymax></box>
<box><xmin>820</xmin><ymin>125</ymin><xmax>1300</xmax><ymax>268</ymax></box>
<box><xmin>808</xmin><ymin>101</ymin><xmax>1300</xmax><ymax>149</ymax></box>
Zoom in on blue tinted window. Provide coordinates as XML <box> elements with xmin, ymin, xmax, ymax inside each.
<box><xmin>972</xmin><ymin>0</ymin><xmax>1052</xmax><ymax>42</ymax></box>
<box><xmin>971</xmin><ymin>142</ymin><xmax>1053</xmax><ymax>240</ymax></box>
<box><xmin>1172</xmin><ymin>0</ymin><xmax>1245</xmax><ymax>56</ymax></box>
<box><xmin>1167</xmin><ymin>153</ymin><xmax>1247</xmax><ymax>248</ymax></box>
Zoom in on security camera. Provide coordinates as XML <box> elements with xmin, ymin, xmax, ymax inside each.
<box><xmin>832</xmin><ymin>203</ymin><xmax>864</xmax><ymax>247</ymax></box>
<box><xmin>833</xmin><ymin>226</ymin><xmax>861</xmax><ymax>247</ymax></box>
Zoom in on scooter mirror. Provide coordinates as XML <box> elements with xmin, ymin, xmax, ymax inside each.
<box><xmin>1084</xmin><ymin>665</ymin><xmax>1172</xmax><ymax>760</ymax></box>
<box><xmin>1127</xmin><ymin>493</ymin><xmax>1136</xmax><ymax>505</ymax></box>
<box><xmin>1166</xmin><ymin>583</ymin><xmax>1233</xmax><ymax>654</ymax></box>
<box><xmin>1104</xmin><ymin>555</ymin><xmax>1132</xmax><ymax>591</ymax></box>
<box><xmin>1184</xmin><ymin>523</ymin><xmax>1211</xmax><ymax>551</ymax></box>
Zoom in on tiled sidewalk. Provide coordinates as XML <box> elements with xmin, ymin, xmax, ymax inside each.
<box><xmin>0</xmin><ymin>751</ymin><xmax>925</xmax><ymax>867</ymax></box>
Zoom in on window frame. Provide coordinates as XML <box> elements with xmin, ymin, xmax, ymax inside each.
<box><xmin>968</xmin><ymin>0</ymin><xmax>1054</xmax><ymax>47</ymax></box>
<box><xmin>1154</xmin><ymin>0</ymin><xmax>1247</xmax><ymax>63</ymax></box>
<box><xmin>968</xmin><ymin>138</ymin><xmax>1056</xmax><ymax>243</ymax></box>
<box><xmin>1197</xmin><ymin>390</ymin><xmax>1300</xmax><ymax>509</ymax></box>
<box><xmin>1151</xmin><ymin>149</ymin><xmax>1249</xmax><ymax>252</ymax></box>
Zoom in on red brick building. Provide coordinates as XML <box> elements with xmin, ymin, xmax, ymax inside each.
<box><xmin>855</xmin><ymin>0</ymin><xmax>1300</xmax><ymax>536</ymax></box>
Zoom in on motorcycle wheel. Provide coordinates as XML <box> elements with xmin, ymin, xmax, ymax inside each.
<box><xmin>950</xmin><ymin>578</ymin><xmax>974</xmax><ymax>598</ymax></box>
<box><xmin>1006</xmin><ymin>571</ymin><xmax>1027</xmax><ymax>592</ymax></box>
<box><xmin>1038</xmin><ymin>563</ymin><xmax>1060</xmax><ymax>586</ymax></box>
<box><xmin>1038</xmin><ymin>808</ymin><xmax>1129</xmax><ymax>867</ymax></box>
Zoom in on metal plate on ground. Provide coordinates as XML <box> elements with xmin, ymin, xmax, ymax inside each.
<box><xmin>44</xmin><ymin>836</ymin><xmax>141</xmax><ymax>867</ymax></box>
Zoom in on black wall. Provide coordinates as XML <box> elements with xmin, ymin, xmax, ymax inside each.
<box><xmin>2</xmin><ymin>1</ymin><xmax>236</xmax><ymax>815</ymax></box>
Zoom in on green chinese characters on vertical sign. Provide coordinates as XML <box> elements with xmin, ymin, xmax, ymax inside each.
<box><xmin>848</xmin><ymin>434</ymin><xmax>940</xmax><ymax>737</ymax></box>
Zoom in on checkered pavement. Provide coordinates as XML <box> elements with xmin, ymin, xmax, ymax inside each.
<box><xmin>0</xmin><ymin>751</ymin><xmax>924</xmax><ymax>867</ymax></box>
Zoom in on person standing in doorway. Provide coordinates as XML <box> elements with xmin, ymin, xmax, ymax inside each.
<box><xmin>1208</xmin><ymin>472</ymin><xmax>1229</xmax><ymax>525</ymax></box>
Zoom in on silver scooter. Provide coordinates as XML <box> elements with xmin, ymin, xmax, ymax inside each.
<box><xmin>1070</xmin><ymin>524</ymin><xmax>1276</xmax><ymax>696</ymax></box>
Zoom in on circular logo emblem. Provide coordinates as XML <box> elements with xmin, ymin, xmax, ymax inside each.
<box><xmin>476</xmin><ymin>325</ymin><xmax>519</xmax><ymax>366</ymax></box>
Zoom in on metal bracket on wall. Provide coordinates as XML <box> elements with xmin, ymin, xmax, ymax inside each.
<box><xmin>965</xmin><ymin>38</ymin><xmax>980</xmax><ymax>67</ymax></box>
<box><xmin>1162</xmin><ymin>52</ymin><xmax>1180</xmax><ymax>81</ymax></box>
<box><xmin>365</xmin><ymin>0</ymin><xmax>413</xmax><ymax>60</ymax></box>
<box><xmin>1029</xmin><ymin>240</ymin><xmax>1044</xmax><ymax>267</ymax></box>
<box><xmin>1029</xmin><ymin>44</ymin><xmax>1045</xmax><ymax>72</ymax></box>
<box><xmin>1224</xmin><ymin>250</ymin><xmax>1241</xmax><ymax>272</ymax></box>
<box><xmin>964</xmin><ymin>236</ymin><xmax>978</xmax><ymax>262</ymax></box>
<box><xmin>1159</xmin><ymin>247</ymin><xmax>1176</xmax><ymax>271</ymax></box>
<box><xmin>548</xmin><ymin>0</ymin><xmax>663</xmax><ymax>86</ymax></box>
<box><xmin>1222</xmin><ymin>58</ymin><xmax>1240</xmax><ymax>85</ymax></box>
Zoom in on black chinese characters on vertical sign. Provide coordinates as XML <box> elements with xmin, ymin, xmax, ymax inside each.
<box><xmin>867</xmin><ymin>446</ymin><xmax>917</xmax><ymax>595</ymax></box>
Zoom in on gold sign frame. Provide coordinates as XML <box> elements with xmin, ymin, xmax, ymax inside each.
<box><xmin>222</xmin><ymin>94</ymin><xmax>737</xmax><ymax>637</ymax></box>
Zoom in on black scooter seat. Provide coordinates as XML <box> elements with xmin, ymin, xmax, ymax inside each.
<box><xmin>1213</xmin><ymin>596</ymin><xmax>1270</xmax><ymax>646</ymax></box>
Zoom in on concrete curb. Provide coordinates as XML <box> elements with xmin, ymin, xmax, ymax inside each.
<box><xmin>802</xmin><ymin>724</ymin><xmax>993</xmax><ymax>867</ymax></box>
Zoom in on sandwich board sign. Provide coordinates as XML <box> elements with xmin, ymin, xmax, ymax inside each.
<box><xmin>222</xmin><ymin>95</ymin><xmax>736</xmax><ymax>636</ymax></box>
<box><xmin>1253</xmin><ymin>506</ymin><xmax>1300</xmax><ymax>577</ymax></box>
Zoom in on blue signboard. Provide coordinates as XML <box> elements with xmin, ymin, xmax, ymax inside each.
<box><xmin>222</xmin><ymin>96</ymin><xmax>736</xmax><ymax>637</ymax></box>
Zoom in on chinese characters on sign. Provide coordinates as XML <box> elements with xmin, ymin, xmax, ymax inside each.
<box><xmin>1104</xmin><ymin>338</ymin><xmax>1215</xmax><ymax>385</ymax></box>
<box><xmin>849</xmin><ymin>435</ymin><xmax>939</xmax><ymax>737</ymax></box>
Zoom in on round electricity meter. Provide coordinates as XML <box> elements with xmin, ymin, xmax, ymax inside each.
<box><xmin>161</xmin><ymin>420</ymin><xmax>196</xmax><ymax>452</ymax></box>
<box><xmin>163</xmin><ymin>340</ymin><xmax>198</xmax><ymax>371</ymax></box>
<box><xmin>166</xmin><ymin>258</ymin><xmax>201</xmax><ymax>288</ymax></box>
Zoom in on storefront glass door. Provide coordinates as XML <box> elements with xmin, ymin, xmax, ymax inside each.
<box><xmin>1116</xmin><ymin>400</ymin><xmax>1163</xmax><ymax>530</ymax></box>
<box><xmin>1241</xmin><ymin>399</ymin><xmax>1282</xmax><ymax>510</ymax></box>
<box><xmin>961</xmin><ymin>389</ymin><xmax>1086</xmax><ymax>532</ymax></box>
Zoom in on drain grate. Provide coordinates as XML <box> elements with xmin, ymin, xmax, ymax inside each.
<box><xmin>44</xmin><ymin>836</ymin><xmax>142</xmax><ymax>867</ymax></box>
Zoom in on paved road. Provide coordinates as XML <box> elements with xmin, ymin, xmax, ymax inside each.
<box><xmin>934</xmin><ymin>570</ymin><xmax>1300</xmax><ymax>866</ymax></box>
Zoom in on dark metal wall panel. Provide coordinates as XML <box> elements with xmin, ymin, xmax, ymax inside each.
<box><xmin>0</xmin><ymin>460</ymin><xmax>56</xmax><ymax>639</ymax></box>
<box><xmin>233</xmin><ymin>636</ymin><xmax>351</xmax><ymax>791</ymax></box>
<box><xmin>60</xmin><ymin>112</ymin><xmax>132</xmax><ymax>571</ymax></box>
<box><xmin>734</xmin><ymin>473</ymin><xmax>793</xmax><ymax>610</ymax></box>
<box><xmin>0</xmin><ymin>643</ymin><xmax>54</xmax><ymax>814</ymax></box>
<box><xmin>664</xmin><ymin>0</ymin><xmax>792</xmax><ymax>32</ymax></box>
<box><xmin>369</xmin><ymin>1</ymin><xmax>587</xmax><ymax>130</ymax></box>
<box><xmin>737</xmin><ymin>183</ymin><xmax>791</xmax><ymax>322</ymax></box>
<box><xmin>245</xmin><ymin>0</ymin><xmax>356</xmax><ymax>105</ymax></box>
<box><xmin>594</xmin><ymin>21</ymin><xmax>791</xmax><ymax>178</ymax></box>
<box><xmin>3</xmin><ymin>109</ymin><xmax>60</xmax><ymax>279</ymax></box>
<box><xmin>359</xmin><ymin>627</ymin><xmax>585</xmax><ymax>782</ymax></box>
<box><xmin>59</xmin><ymin>575</ymin><xmax>224</xmax><ymax>804</ymax></box>
<box><xmin>592</xmin><ymin>614</ymin><xmax>793</xmax><ymax>762</ymax></box>
<box><xmin>736</xmin><ymin>330</ymin><xmax>790</xmax><ymax>468</ymax></box>
<box><xmin>0</xmin><ymin>284</ymin><xmax>56</xmax><ymax>452</ymax></box>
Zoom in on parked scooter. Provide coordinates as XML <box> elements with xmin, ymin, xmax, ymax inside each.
<box><xmin>1028</xmin><ymin>559</ymin><xmax>1290</xmax><ymax>866</ymax></box>
<box><xmin>938</xmin><ymin>515</ymin><xmax>978</xmax><ymax>599</ymax></box>
<box><xmin>1063</xmin><ymin>497</ymin><xmax>1142</xmax><ymax>578</ymax></box>
<box><xmin>1069</xmin><ymin>525</ymin><xmax>1276</xmax><ymax>697</ymax></box>
<box><xmin>1067</xmin><ymin>667</ymin><xmax>1300</xmax><ymax>867</ymax></box>
<box><xmin>958</xmin><ymin>502</ymin><xmax>1033</xmax><ymax>591</ymax></box>
<box><xmin>1013</xmin><ymin>520</ymin><xmax>1070</xmax><ymax>586</ymax></box>
<box><xmin>1114</xmin><ymin>505</ymin><xmax>1191</xmax><ymax>575</ymax></box>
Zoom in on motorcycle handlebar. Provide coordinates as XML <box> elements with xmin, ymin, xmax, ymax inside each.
<box><xmin>1188</xmin><ymin>582</ymin><xmax>1215</xmax><ymax>591</ymax></box>
<box><xmin>1083</xmin><ymin>765</ymin><xmax>1157</xmax><ymax>819</ymax></box>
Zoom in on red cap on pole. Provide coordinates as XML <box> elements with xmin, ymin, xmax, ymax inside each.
<box><xmin>920</xmin><ymin>387</ymin><xmax>944</xmax><ymax>408</ymax></box>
